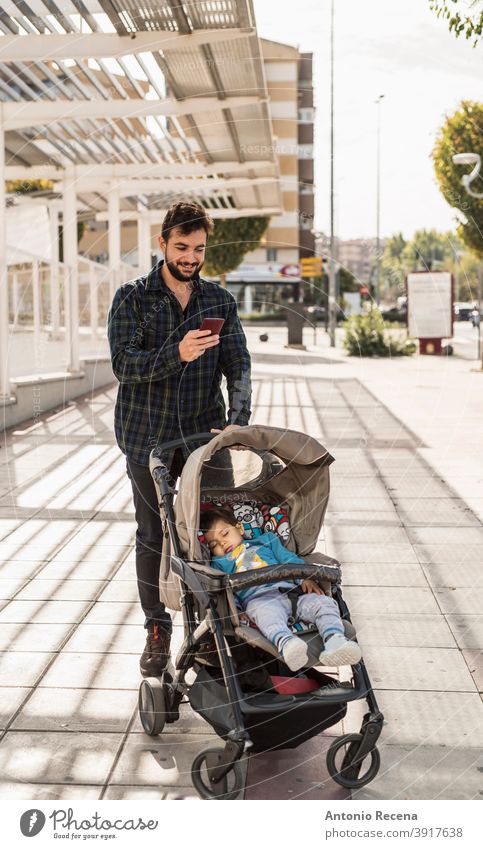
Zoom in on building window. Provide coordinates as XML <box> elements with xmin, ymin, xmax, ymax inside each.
<box><xmin>267</xmin><ymin>248</ymin><xmax>278</xmax><ymax>261</ymax></box>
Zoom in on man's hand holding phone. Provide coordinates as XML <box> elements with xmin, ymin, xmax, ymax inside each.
<box><xmin>179</xmin><ymin>318</ymin><xmax>225</xmax><ymax>363</ymax></box>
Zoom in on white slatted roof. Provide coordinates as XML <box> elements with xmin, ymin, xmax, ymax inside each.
<box><xmin>0</xmin><ymin>0</ymin><xmax>281</xmax><ymax>218</ymax></box>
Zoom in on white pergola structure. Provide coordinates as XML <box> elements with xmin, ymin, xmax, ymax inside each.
<box><xmin>0</xmin><ymin>0</ymin><xmax>282</xmax><ymax>397</ymax></box>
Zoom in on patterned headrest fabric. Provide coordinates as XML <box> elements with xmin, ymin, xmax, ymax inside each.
<box><xmin>199</xmin><ymin>500</ymin><xmax>291</xmax><ymax>544</ymax></box>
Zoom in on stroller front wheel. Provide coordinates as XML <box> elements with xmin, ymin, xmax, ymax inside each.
<box><xmin>326</xmin><ymin>733</ymin><xmax>381</xmax><ymax>789</ymax></box>
<box><xmin>138</xmin><ymin>677</ymin><xmax>167</xmax><ymax>736</ymax></box>
<box><xmin>191</xmin><ymin>748</ymin><xmax>245</xmax><ymax>800</ymax></box>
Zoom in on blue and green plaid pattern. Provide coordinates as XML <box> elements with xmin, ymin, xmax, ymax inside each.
<box><xmin>108</xmin><ymin>260</ymin><xmax>251</xmax><ymax>465</ymax></box>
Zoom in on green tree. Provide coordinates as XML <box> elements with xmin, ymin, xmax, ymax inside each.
<box><xmin>203</xmin><ymin>216</ymin><xmax>270</xmax><ymax>286</ymax></box>
<box><xmin>381</xmin><ymin>233</ymin><xmax>407</xmax><ymax>298</ymax></box>
<box><xmin>432</xmin><ymin>100</ymin><xmax>483</xmax><ymax>257</ymax></box>
<box><xmin>429</xmin><ymin>1</ymin><xmax>483</xmax><ymax>45</ymax></box>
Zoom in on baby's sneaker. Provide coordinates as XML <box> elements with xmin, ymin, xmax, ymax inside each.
<box><xmin>318</xmin><ymin>633</ymin><xmax>362</xmax><ymax>667</ymax></box>
<box><xmin>281</xmin><ymin>636</ymin><xmax>309</xmax><ymax>671</ymax></box>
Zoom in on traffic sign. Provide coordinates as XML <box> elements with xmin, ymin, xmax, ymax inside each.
<box><xmin>300</xmin><ymin>257</ymin><xmax>323</xmax><ymax>277</ymax></box>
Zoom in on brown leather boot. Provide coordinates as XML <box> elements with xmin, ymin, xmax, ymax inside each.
<box><xmin>140</xmin><ymin>624</ymin><xmax>171</xmax><ymax>677</ymax></box>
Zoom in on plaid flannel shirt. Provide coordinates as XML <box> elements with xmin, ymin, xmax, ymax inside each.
<box><xmin>107</xmin><ymin>260</ymin><xmax>252</xmax><ymax>465</ymax></box>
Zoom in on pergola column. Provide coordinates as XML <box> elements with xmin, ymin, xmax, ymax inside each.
<box><xmin>63</xmin><ymin>169</ymin><xmax>80</xmax><ymax>372</ymax></box>
<box><xmin>49</xmin><ymin>204</ymin><xmax>61</xmax><ymax>338</ymax></box>
<box><xmin>108</xmin><ymin>183</ymin><xmax>121</xmax><ymax>300</ymax></box>
<box><xmin>89</xmin><ymin>263</ymin><xmax>98</xmax><ymax>343</ymax></box>
<box><xmin>0</xmin><ymin>106</ymin><xmax>10</xmax><ymax>398</ymax></box>
<box><xmin>137</xmin><ymin>208</ymin><xmax>152</xmax><ymax>273</ymax></box>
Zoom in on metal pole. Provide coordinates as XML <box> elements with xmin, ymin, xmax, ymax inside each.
<box><xmin>0</xmin><ymin>106</ymin><xmax>10</xmax><ymax>398</ymax></box>
<box><xmin>32</xmin><ymin>260</ymin><xmax>41</xmax><ymax>365</ymax></box>
<box><xmin>137</xmin><ymin>207</ymin><xmax>152</xmax><ymax>273</ymax></box>
<box><xmin>12</xmin><ymin>272</ymin><xmax>19</xmax><ymax>331</ymax></box>
<box><xmin>329</xmin><ymin>0</ymin><xmax>336</xmax><ymax>347</ymax></box>
<box><xmin>49</xmin><ymin>204</ymin><xmax>61</xmax><ymax>338</ymax></box>
<box><xmin>63</xmin><ymin>168</ymin><xmax>80</xmax><ymax>372</ymax></box>
<box><xmin>375</xmin><ymin>94</ymin><xmax>385</xmax><ymax>306</ymax></box>
<box><xmin>89</xmin><ymin>262</ymin><xmax>98</xmax><ymax>344</ymax></box>
<box><xmin>108</xmin><ymin>183</ymin><xmax>121</xmax><ymax>300</ymax></box>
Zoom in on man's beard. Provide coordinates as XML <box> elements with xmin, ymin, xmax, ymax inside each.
<box><xmin>165</xmin><ymin>256</ymin><xmax>204</xmax><ymax>283</ymax></box>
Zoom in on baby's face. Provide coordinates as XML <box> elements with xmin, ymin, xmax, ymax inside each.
<box><xmin>205</xmin><ymin>519</ymin><xmax>244</xmax><ymax>557</ymax></box>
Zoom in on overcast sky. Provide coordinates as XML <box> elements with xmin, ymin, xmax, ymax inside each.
<box><xmin>253</xmin><ymin>0</ymin><xmax>481</xmax><ymax>240</ymax></box>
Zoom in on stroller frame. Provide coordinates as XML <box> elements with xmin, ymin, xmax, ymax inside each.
<box><xmin>138</xmin><ymin>432</ymin><xmax>384</xmax><ymax>800</ymax></box>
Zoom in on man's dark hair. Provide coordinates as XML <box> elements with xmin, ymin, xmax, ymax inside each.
<box><xmin>200</xmin><ymin>507</ymin><xmax>237</xmax><ymax>535</ymax></box>
<box><xmin>161</xmin><ymin>202</ymin><xmax>214</xmax><ymax>243</ymax></box>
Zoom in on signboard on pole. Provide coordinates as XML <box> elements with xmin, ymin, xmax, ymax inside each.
<box><xmin>407</xmin><ymin>271</ymin><xmax>453</xmax><ymax>353</ymax></box>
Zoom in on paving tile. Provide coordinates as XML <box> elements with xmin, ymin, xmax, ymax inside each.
<box><xmin>245</xmin><ymin>734</ymin><xmax>348</xmax><ymax>800</ymax></box>
<box><xmin>0</xmin><ymin>578</ymin><xmax>27</xmax><ymax>599</ymax></box>
<box><xmin>103</xmin><ymin>786</ymin><xmax>199</xmax><ymax>800</ymax></box>
<box><xmin>0</xmin><ymin>731</ymin><xmax>121</xmax><ymax>785</ymax></box>
<box><xmin>434</xmin><ymin>588</ymin><xmax>483</xmax><ymax>615</ymax></box>
<box><xmin>97</xmin><ymin>581</ymin><xmax>139</xmax><ymax>602</ymax></box>
<box><xmin>0</xmin><ymin>600</ymin><xmax>91</xmax><ymax>624</ymax></box>
<box><xmin>447</xmin><ymin>617</ymin><xmax>483</xmax><ymax>650</ymax></box>
<box><xmin>39</xmin><ymin>652</ymin><xmax>140</xmax><ymax>690</ymax></box>
<box><xmin>82</xmin><ymin>601</ymin><xmax>143</xmax><ymax>626</ymax></box>
<box><xmin>0</xmin><ymin>560</ymin><xmax>47</xmax><ymax>579</ymax></box>
<box><xmin>69</xmin><ymin>520</ymin><xmax>136</xmax><ymax>548</ymax></box>
<box><xmin>407</xmin><ymin>526</ymin><xmax>483</xmax><ymax>545</ymax></box>
<box><xmin>49</xmin><ymin>545</ymin><xmax>131</xmax><ymax>565</ymax></box>
<box><xmin>394</xmin><ymin>498</ymin><xmax>482</xmax><ymax>527</ymax></box>
<box><xmin>342</xmin><ymin>563</ymin><xmax>427</xmax><ymax>587</ymax></box>
<box><xmin>423</xmin><ymin>562</ymin><xmax>483</xmax><ymax>588</ymax></box>
<box><xmin>353</xmin><ymin>744</ymin><xmax>483</xmax><ymax>800</ymax></box>
<box><xmin>0</xmin><ymin>687</ymin><xmax>31</xmax><ymax>729</ymax></box>
<box><xmin>36</xmin><ymin>560</ymin><xmax>121</xmax><ymax>581</ymax></box>
<box><xmin>325</xmin><ymin>511</ymin><xmax>401</xmax><ymax>525</ymax></box>
<box><xmin>0</xmin><ymin>544</ymin><xmax>58</xmax><ymax>562</ymax></box>
<box><xmin>109</xmin><ymin>732</ymin><xmax>242</xmax><ymax>790</ymax></box>
<box><xmin>0</xmin><ymin>651</ymin><xmax>55</xmax><ymax>686</ymax></box>
<box><xmin>15</xmin><ymin>578</ymin><xmax>107</xmax><ymax>602</ymax></box>
<box><xmin>62</xmin><ymin>623</ymin><xmax>141</xmax><ymax>654</ymax></box>
<box><xmin>372</xmin><ymin>690</ymin><xmax>483</xmax><ymax>747</ymax></box>
<box><xmin>11</xmin><ymin>687</ymin><xmax>137</xmax><ymax>732</ymax></box>
<box><xmin>345</xmin><ymin>586</ymin><xmax>441</xmax><ymax>616</ymax></box>
<box><xmin>462</xmin><ymin>651</ymin><xmax>483</xmax><ymax>691</ymax></box>
<box><xmin>325</xmin><ymin>526</ymin><xmax>410</xmax><ymax>545</ymax></box>
<box><xmin>384</xmin><ymin>479</ymin><xmax>452</xmax><ymax>499</ymax></box>
<box><xmin>414</xmin><ymin>543</ymin><xmax>483</xmax><ymax>566</ymax></box>
<box><xmin>0</xmin><ymin>622</ymin><xmax>72</xmax><ymax>652</ymax></box>
<box><xmin>0</xmin><ymin>783</ymin><xmax>103</xmax><ymax>799</ymax></box>
<box><xmin>354</xmin><ymin>614</ymin><xmax>455</xmax><ymax>648</ymax></box>
<box><xmin>329</xmin><ymin>543</ymin><xmax>419</xmax><ymax>564</ymax></box>
<box><xmin>361</xmin><ymin>646</ymin><xmax>476</xmax><ymax>692</ymax></box>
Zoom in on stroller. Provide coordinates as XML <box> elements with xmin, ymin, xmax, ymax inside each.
<box><xmin>138</xmin><ymin>425</ymin><xmax>383</xmax><ymax>799</ymax></box>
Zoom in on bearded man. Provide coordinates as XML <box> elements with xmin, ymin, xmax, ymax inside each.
<box><xmin>108</xmin><ymin>202</ymin><xmax>251</xmax><ymax>676</ymax></box>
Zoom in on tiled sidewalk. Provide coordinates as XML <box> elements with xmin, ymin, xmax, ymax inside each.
<box><xmin>1</xmin><ymin>363</ymin><xmax>482</xmax><ymax>800</ymax></box>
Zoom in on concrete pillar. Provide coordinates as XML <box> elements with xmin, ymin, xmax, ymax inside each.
<box><xmin>108</xmin><ymin>183</ymin><xmax>121</xmax><ymax>301</ymax></box>
<box><xmin>137</xmin><ymin>208</ymin><xmax>152</xmax><ymax>273</ymax></box>
<box><xmin>0</xmin><ymin>107</ymin><xmax>10</xmax><ymax>398</ymax></box>
<box><xmin>32</xmin><ymin>260</ymin><xmax>41</xmax><ymax>365</ymax></box>
<box><xmin>244</xmin><ymin>284</ymin><xmax>253</xmax><ymax>314</ymax></box>
<box><xmin>63</xmin><ymin>169</ymin><xmax>80</xmax><ymax>372</ymax></box>
<box><xmin>12</xmin><ymin>272</ymin><xmax>19</xmax><ymax>331</ymax></box>
<box><xmin>49</xmin><ymin>204</ymin><xmax>61</xmax><ymax>338</ymax></box>
<box><xmin>89</xmin><ymin>262</ymin><xmax>98</xmax><ymax>343</ymax></box>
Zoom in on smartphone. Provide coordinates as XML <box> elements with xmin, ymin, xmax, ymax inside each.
<box><xmin>199</xmin><ymin>317</ymin><xmax>225</xmax><ymax>335</ymax></box>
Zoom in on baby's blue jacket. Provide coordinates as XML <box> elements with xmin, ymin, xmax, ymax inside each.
<box><xmin>211</xmin><ymin>531</ymin><xmax>304</xmax><ymax>606</ymax></box>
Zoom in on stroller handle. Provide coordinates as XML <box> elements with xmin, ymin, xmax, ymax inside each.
<box><xmin>150</xmin><ymin>432</ymin><xmax>217</xmax><ymax>463</ymax></box>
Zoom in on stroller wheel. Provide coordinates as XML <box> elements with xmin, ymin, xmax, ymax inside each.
<box><xmin>326</xmin><ymin>733</ymin><xmax>381</xmax><ymax>789</ymax></box>
<box><xmin>191</xmin><ymin>748</ymin><xmax>244</xmax><ymax>800</ymax></box>
<box><xmin>138</xmin><ymin>677</ymin><xmax>166</xmax><ymax>736</ymax></box>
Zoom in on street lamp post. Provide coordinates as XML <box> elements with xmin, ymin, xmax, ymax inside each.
<box><xmin>375</xmin><ymin>94</ymin><xmax>385</xmax><ymax>306</ymax></box>
<box><xmin>329</xmin><ymin>0</ymin><xmax>336</xmax><ymax>347</ymax></box>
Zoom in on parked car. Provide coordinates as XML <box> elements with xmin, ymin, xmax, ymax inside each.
<box><xmin>453</xmin><ymin>302</ymin><xmax>477</xmax><ymax>321</ymax></box>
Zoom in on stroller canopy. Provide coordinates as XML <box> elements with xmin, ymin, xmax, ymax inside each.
<box><xmin>175</xmin><ymin>425</ymin><xmax>334</xmax><ymax>561</ymax></box>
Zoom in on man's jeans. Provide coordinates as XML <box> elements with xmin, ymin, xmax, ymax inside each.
<box><xmin>126</xmin><ymin>450</ymin><xmax>185</xmax><ymax>633</ymax></box>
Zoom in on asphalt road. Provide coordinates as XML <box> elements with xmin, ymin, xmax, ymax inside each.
<box><xmin>450</xmin><ymin>320</ymin><xmax>482</xmax><ymax>361</ymax></box>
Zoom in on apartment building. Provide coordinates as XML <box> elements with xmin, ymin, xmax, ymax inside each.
<box><xmin>238</xmin><ymin>39</ymin><xmax>315</xmax><ymax>277</ymax></box>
